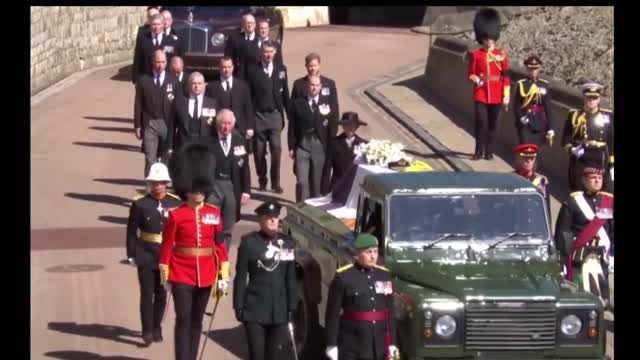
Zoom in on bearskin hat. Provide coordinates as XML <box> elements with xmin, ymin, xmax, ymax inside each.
<box><xmin>168</xmin><ymin>143</ymin><xmax>216</xmax><ymax>200</ymax></box>
<box><xmin>473</xmin><ymin>7</ymin><xmax>501</xmax><ymax>44</ymax></box>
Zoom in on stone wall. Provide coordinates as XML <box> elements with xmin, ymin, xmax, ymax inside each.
<box><xmin>30</xmin><ymin>6</ymin><xmax>146</xmax><ymax>96</ymax></box>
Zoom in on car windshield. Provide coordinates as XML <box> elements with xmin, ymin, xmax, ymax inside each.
<box><xmin>164</xmin><ymin>6</ymin><xmax>251</xmax><ymax>20</ymax></box>
<box><xmin>388</xmin><ymin>193</ymin><xmax>549</xmax><ymax>243</ymax></box>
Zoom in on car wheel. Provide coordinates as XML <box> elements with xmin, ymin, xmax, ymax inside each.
<box><xmin>293</xmin><ymin>278</ymin><xmax>322</xmax><ymax>359</ymax></box>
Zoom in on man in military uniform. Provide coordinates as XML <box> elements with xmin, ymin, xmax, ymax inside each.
<box><xmin>555</xmin><ymin>161</ymin><xmax>613</xmax><ymax>307</ymax></box>
<box><xmin>512</xmin><ymin>144</ymin><xmax>550</xmax><ymax>214</ymax></box>
<box><xmin>513</xmin><ymin>55</ymin><xmax>554</xmax><ymax>156</ymax></box>
<box><xmin>126</xmin><ymin>162</ymin><xmax>182</xmax><ymax>346</ymax></box>
<box><xmin>325</xmin><ymin>233</ymin><xmax>398</xmax><ymax>360</ymax></box>
<box><xmin>562</xmin><ymin>82</ymin><xmax>614</xmax><ymax>192</ymax></box>
<box><xmin>233</xmin><ymin>202</ymin><xmax>297</xmax><ymax>360</ymax></box>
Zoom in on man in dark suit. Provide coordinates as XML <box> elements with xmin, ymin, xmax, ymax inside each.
<box><xmin>321</xmin><ymin>112</ymin><xmax>368</xmax><ymax>195</ymax></box>
<box><xmin>207</xmin><ymin>109</ymin><xmax>251</xmax><ymax>251</ymax></box>
<box><xmin>134</xmin><ymin>49</ymin><xmax>182</xmax><ymax>177</ymax></box>
<box><xmin>290</xmin><ymin>52</ymin><xmax>339</xmax><ymax>121</ymax></box>
<box><xmin>161</xmin><ymin>9</ymin><xmax>178</xmax><ymax>38</ymax></box>
<box><xmin>133</xmin><ymin>14</ymin><xmax>180</xmax><ymax>85</ymax></box>
<box><xmin>132</xmin><ymin>6</ymin><xmax>160</xmax><ymax>84</ymax></box>
<box><xmin>205</xmin><ymin>57</ymin><xmax>254</xmax><ymax>153</ymax></box>
<box><xmin>169</xmin><ymin>56</ymin><xmax>189</xmax><ymax>97</ymax></box>
<box><xmin>242</xmin><ymin>18</ymin><xmax>284</xmax><ymax>78</ymax></box>
<box><xmin>224</xmin><ymin>13</ymin><xmax>257</xmax><ymax>80</ymax></box>
<box><xmin>288</xmin><ymin>75</ymin><xmax>338</xmax><ymax>202</ymax></box>
<box><xmin>173</xmin><ymin>72</ymin><xmax>218</xmax><ymax>152</ymax></box>
<box><xmin>246</xmin><ymin>40</ymin><xmax>290</xmax><ymax>194</ymax></box>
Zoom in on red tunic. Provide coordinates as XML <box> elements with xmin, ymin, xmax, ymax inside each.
<box><xmin>159</xmin><ymin>203</ymin><xmax>228</xmax><ymax>288</ymax></box>
<box><xmin>467</xmin><ymin>47</ymin><xmax>510</xmax><ymax>104</ymax></box>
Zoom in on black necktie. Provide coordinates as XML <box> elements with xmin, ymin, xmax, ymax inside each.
<box><xmin>193</xmin><ymin>97</ymin><xmax>199</xmax><ymax>119</ymax></box>
<box><xmin>155</xmin><ymin>75</ymin><xmax>160</xmax><ymax>87</ymax></box>
<box><xmin>225</xmin><ymin>80</ymin><xmax>231</xmax><ymax>92</ymax></box>
<box><xmin>311</xmin><ymin>99</ymin><xmax>318</xmax><ymax>113</ymax></box>
<box><xmin>222</xmin><ymin>136</ymin><xmax>229</xmax><ymax>152</ymax></box>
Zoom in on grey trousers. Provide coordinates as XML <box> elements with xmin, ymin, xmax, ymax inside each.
<box><xmin>254</xmin><ymin>110</ymin><xmax>283</xmax><ymax>188</ymax></box>
<box><xmin>295</xmin><ymin>135</ymin><xmax>325</xmax><ymax>202</ymax></box>
<box><xmin>216</xmin><ymin>179</ymin><xmax>236</xmax><ymax>252</ymax></box>
<box><xmin>143</xmin><ymin>118</ymin><xmax>169</xmax><ymax>177</ymax></box>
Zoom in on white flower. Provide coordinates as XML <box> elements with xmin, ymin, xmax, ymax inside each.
<box><xmin>354</xmin><ymin>139</ymin><xmax>411</xmax><ymax>167</ymax></box>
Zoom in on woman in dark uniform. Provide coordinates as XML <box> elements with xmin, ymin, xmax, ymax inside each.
<box><xmin>233</xmin><ymin>201</ymin><xmax>298</xmax><ymax>360</ymax></box>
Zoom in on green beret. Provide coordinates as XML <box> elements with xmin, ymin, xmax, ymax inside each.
<box><xmin>353</xmin><ymin>233</ymin><xmax>378</xmax><ymax>250</ymax></box>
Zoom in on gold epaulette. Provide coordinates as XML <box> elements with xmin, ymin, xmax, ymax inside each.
<box><xmin>132</xmin><ymin>193</ymin><xmax>146</xmax><ymax>201</ymax></box>
<box><xmin>167</xmin><ymin>192</ymin><xmax>181</xmax><ymax>200</ymax></box>
<box><xmin>337</xmin><ymin>264</ymin><xmax>353</xmax><ymax>273</ymax></box>
<box><xmin>570</xmin><ymin>191</ymin><xmax>583</xmax><ymax>198</ymax></box>
<box><xmin>517</xmin><ymin>78</ymin><xmax>526</xmax><ymax>83</ymax></box>
<box><xmin>599</xmin><ymin>191</ymin><xmax>614</xmax><ymax>198</ymax></box>
<box><xmin>374</xmin><ymin>264</ymin><xmax>389</xmax><ymax>272</ymax></box>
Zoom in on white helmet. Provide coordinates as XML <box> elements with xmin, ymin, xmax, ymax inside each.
<box><xmin>146</xmin><ymin>162</ymin><xmax>172</xmax><ymax>182</ymax></box>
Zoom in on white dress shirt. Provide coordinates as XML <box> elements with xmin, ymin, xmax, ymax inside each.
<box><xmin>244</xmin><ymin>32</ymin><xmax>256</xmax><ymax>41</ymax></box>
<box><xmin>153</xmin><ymin>71</ymin><xmax>166</xmax><ymax>86</ymax></box>
<box><xmin>221</xmin><ymin>76</ymin><xmax>234</xmax><ymax>91</ymax></box>
<box><xmin>308</xmin><ymin>95</ymin><xmax>320</xmax><ymax>111</ymax></box>
<box><xmin>152</xmin><ymin>32</ymin><xmax>163</xmax><ymax>46</ymax></box>
<box><xmin>188</xmin><ymin>94</ymin><xmax>204</xmax><ymax>118</ymax></box>
<box><xmin>218</xmin><ymin>132</ymin><xmax>231</xmax><ymax>156</ymax></box>
<box><xmin>262</xmin><ymin>61</ymin><xmax>273</xmax><ymax>77</ymax></box>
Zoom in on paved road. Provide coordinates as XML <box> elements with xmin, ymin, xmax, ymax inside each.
<box><xmin>31</xmin><ymin>26</ymin><xmax>434</xmax><ymax>360</ymax></box>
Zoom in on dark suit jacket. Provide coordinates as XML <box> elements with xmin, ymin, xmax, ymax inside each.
<box><xmin>133</xmin><ymin>32</ymin><xmax>180</xmax><ymax>83</ymax></box>
<box><xmin>132</xmin><ymin>25</ymin><xmax>150</xmax><ymax>83</ymax></box>
<box><xmin>207</xmin><ymin>131</ymin><xmax>252</xmax><ymax>221</ymax></box>
<box><xmin>321</xmin><ymin>133</ymin><xmax>368</xmax><ymax>194</ymax></box>
<box><xmin>205</xmin><ymin>77</ymin><xmax>254</xmax><ymax>135</ymax></box>
<box><xmin>133</xmin><ymin>73</ymin><xmax>182</xmax><ymax>152</ymax></box>
<box><xmin>291</xmin><ymin>75</ymin><xmax>339</xmax><ymax>120</ymax></box>
<box><xmin>224</xmin><ymin>30</ymin><xmax>251</xmax><ymax>79</ymax></box>
<box><xmin>176</xmin><ymin>71</ymin><xmax>190</xmax><ymax>97</ymax></box>
<box><xmin>173</xmin><ymin>95</ymin><xmax>218</xmax><ymax>151</ymax></box>
<box><xmin>242</xmin><ymin>38</ymin><xmax>284</xmax><ymax>79</ymax></box>
<box><xmin>288</xmin><ymin>96</ymin><xmax>338</xmax><ymax>151</ymax></box>
<box><xmin>246</xmin><ymin>62</ymin><xmax>290</xmax><ymax>119</ymax></box>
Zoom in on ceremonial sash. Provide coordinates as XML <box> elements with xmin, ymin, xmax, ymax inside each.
<box><xmin>565</xmin><ymin>193</ymin><xmax>612</xmax><ymax>281</ymax></box>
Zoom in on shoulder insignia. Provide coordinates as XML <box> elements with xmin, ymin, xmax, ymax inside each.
<box><xmin>132</xmin><ymin>193</ymin><xmax>145</xmax><ymax>201</ymax></box>
<box><xmin>570</xmin><ymin>191</ymin><xmax>583</xmax><ymax>198</ymax></box>
<box><xmin>374</xmin><ymin>264</ymin><xmax>389</xmax><ymax>272</ymax></box>
<box><xmin>337</xmin><ymin>264</ymin><xmax>353</xmax><ymax>273</ymax></box>
<box><xmin>167</xmin><ymin>192</ymin><xmax>181</xmax><ymax>200</ymax></box>
<box><xmin>599</xmin><ymin>191</ymin><xmax>614</xmax><ymax>197</ymax></box>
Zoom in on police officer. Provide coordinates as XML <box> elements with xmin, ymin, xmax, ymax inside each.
<box><xmin>562</xmin><ymin>82</ymin><xmax>614</xmax><ymax>192</ymax></box>
<box><xmin>325</xmin><ymin>233</ymin><xmax>398</xmax><ymax>360</ymax></box>
<box><xmin>513</xmin><ymin>55</ymin><xmax>554</xmax><ymax>151</ymax></box>
<box><xmin>126</xmin><ymin>162</ymin><xmax>182</xmax><ymax>346</ymax></box>
<box><xmin>512</xmin><ymin>144</ymin><xmax>550</xmax><ymax>214</ymax></box>
<box><xmin>233</xmin><ymin>202</ymin><xmax>297</xmax><ymax>360</ymax></box>
<box><xmin>288</xmin><ymin>74</ymin><xmax>339</xmax><ymax>202</ymax></box>
<box><xmin>159</xmin><ymin>143</ymin><xmax>230</xmax><ymax>360</ymax></box>
<box><xmin>554</xmin><ymin>160</ymin><xmax>613</xmax><ymax>307</ymax></box>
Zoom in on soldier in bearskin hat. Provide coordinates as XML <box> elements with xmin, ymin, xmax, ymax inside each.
<box><xmin>468</xmin><ymin>7</ymin><xmax>511</xmax><ymax>161</ymax></box>
<box><xmin>158</xmin><ymin>143</ymin><xmax>230</xmax><ymax>360</ymax></box>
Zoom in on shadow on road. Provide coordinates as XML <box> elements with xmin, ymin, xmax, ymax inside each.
<box><xmin>65</xmin><ymin>193</ymin><xmax>131</xmax><ymax>208</ymax></box>
<box><xmin>47</xmin><ymin>322</ymin><xmax>144</xmax><ymax>348</ymax></box>
<box><xmin>205</xmin><ymin>325</ymin><xmax>249</xmax><ymax>359</ymax></box>
<box><xmin>89</xmin><ymin>126</ymin><xmax>134</xmax><ymax>134</ymax></box>
<box><xmin>44</xmin><ymin>351</ymin><xmax>148</xmax><ymax>360</ymax></box>
<box><xmin>110</xmin><ymin>64</ymin><xmax>133</xmax><ymax>82</ymax></box>
<box><xmin>404</xmin><ymin>148</ymin><xmax>474</xmax><ymax>160</ymax></box>
<box><xmin>392</xmin><ymin>75</ymin><xmax>571</xmax><ymax>203</ymax></box>
<box><xmin>84</xmin><ymin>116</ymin><xmax>133</xmax><ymax>124</ymax></box>
<box><xmin>98</xmin><ymin>215</ymin><xmax>129</xmax><ymax>225</ymax></box>
<box><xmin>94</xmin><ymin>178</ymin><xmax>148</xmax><ymax>187</ymax></box>
<box><xmin>73</xmin><ymin>141</ymin><xmax>140</xmax><ymax>152</ymax></box>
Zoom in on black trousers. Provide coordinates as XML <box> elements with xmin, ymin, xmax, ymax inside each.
<box><xmin>474</xmin><ymin>102</ymin><xmax>502</xmax><ymax>156</ymax></box>
<box><xmin>517</xmin><ymin>128</ymin><xmax>546</xmax><ymax>147</ymax></box>
<box><xmin>254</xmin><ymin>110</ymin><xmax>283</xmax><ymax>189</ymax></box>
<box><xmin>137</xmin><ymin>266</ymin><xmax>167</xmax><ymax>335</ymax></box>
<box><xmin>244</xmin><ymin>322</ymin><xmax>291</xmax><ymax>360</ymax></box>
<box><xmin>172</xmin><ymin>283</ymin><xmax>212</xmax><ymax>360</ymax></box>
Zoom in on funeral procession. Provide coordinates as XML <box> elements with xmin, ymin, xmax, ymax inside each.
<box><xmin>31</xmin><ymin>6</ymin><xmax>614</xmax><ymax>360</ymax></box>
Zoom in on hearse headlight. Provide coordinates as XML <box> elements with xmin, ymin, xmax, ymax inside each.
<box><xmin>211</xmin><ymin>33</ymin><xmax>225</xmax><ymax>46</ymax></box>
<box><xmin>561</xmin><ymin>314</ymin><xmax>582</xmax><ymax>336</ymax></box>
<box><xmin>435</xmin><ymin>315</ymin><xmax>457</xmax><ymax>337</ymax></box>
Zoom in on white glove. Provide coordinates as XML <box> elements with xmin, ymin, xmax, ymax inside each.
<box><xmin>217</xmin><ymin>279</ymin><xmax>229</xmax><ymax>294</ymax></box>
<box><xmin>388</xmin><ymin>345</ymin><xmax>399</xmax><ymax>359</ymax></box>
<box><xmin>571</xmin><ymin>146</ymin><xmax>585</xmax><ymax>158</ymax></box>
<box><xmin>503</xmin><ymin>96</ymin><xmax>510</xmax><ymax>105</ymax></box>
<box><xmin>246</xmin><ymin>129</ymin><xmax>254</xmax><ymax>137</ymax></box>
<box><xmin>325</xmin><ymin>346</ymin><xmax>338</xmax><ymax>360</ymax></box>
<box><xmin>127</xmin><ymin>258</ymin><xmax>136</xmax><ymax>267</ymax></box>
<box><xmin>610</xmin><ymin>167</ymin><xmax>614</xmax><ymax>181</ymax></box>
<box><xmin>520</xmin><ymin>115</ymin><xmax>529</xmax><ymax>125</ymax></box>
<box><xmin>608</xmin><ymin>256</ymin><xmax>614</xmax><ymax>273</ymax></box>
<box><xmin>547</xmin><ymin>130</ymin><xmax>555</xmax><ymax>138</ymax></box>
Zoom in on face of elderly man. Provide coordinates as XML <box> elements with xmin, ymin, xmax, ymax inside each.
<box><xmin>161</xmin><ymin>10</ymin><xmax>173</xmax><ymax>28</ymax></box>
<box><xmin>189</xmin><ymin>74</ymin><xmax>204</xmax><ymax>96</ymax></box>
<box><xmin>242</xmin><ymin>14</ymin><xmax>256</xmax><ymax>34</ymax></box>
<box><xmin>150</xmin><ymin>15</ymin><xmax>164</xmax><ymax>35</ymax></box>
<box><xmin>152</xmin><ymin>50</ymin><xmax>167</xmax><ymax>74</ymax></box>
<box><xmin>217</xmin><ymin>111</ymin><xmax>235</xmax><ymax>137</ymax></box>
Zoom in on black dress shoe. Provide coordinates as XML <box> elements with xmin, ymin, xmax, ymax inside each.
<box><xmin>484</xmin><ymin>154</ymin><xmax>494</xmax><ymax>160</ymax></box>
<box><xmin>258</xmin><ymin>184</ymin><xmax>267</xmax><ymax>192</ymax></box>
<box><xmin>153</xmin><ymin>329</ymin><xmax>163</xmax><ymax>343</ymax></box>
<box><xmin>142</xmin><ymin>333</ymin><xmax>153</xmax><ymax>346</ymax></box>
<box><xmin>471</xmin><ymin>154</ymin><xmax>483</xmax><ymax>161</ymax></box>
<box><xmin>272</xmin><ymin>186</ymin><xmax>284</xmax><ymax>194</ymax></box>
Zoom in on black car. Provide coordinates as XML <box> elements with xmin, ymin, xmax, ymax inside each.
<box><xmin>165</xmin><ymin>6</ymin><xmax>284</xmax><ymax>78</ymax></box>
